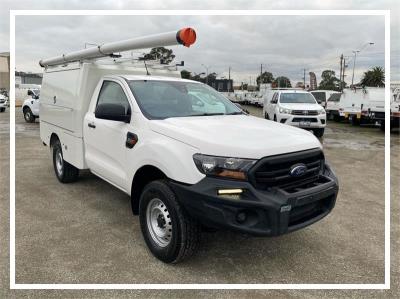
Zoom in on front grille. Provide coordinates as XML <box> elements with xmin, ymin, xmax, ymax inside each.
<box><xmin>288</xmin><ymin>195</ymin><xmax>334</xmax><ymax>227</ymax></box>
<box><xmin>292</xmin><ymin>110</ymin><xmax>318</xmax><ymax>116</ymax></box>
<box><xmin>248</xmin><ymin>148</ymin><xmax>324</xmax><ymax>190</ymax></box>
<box><xmin>292</xmin><ymin>117</ymin><xmax>318</xmax><ymax>123</ymax></box>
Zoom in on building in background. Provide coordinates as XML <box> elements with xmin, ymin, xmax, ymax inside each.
<box><xmin>0</xmin><ymin>52</ymin><xmax>10</xmax><ymax>92</ymax></box>
<box><xmin>15</xmin><ymin>71</ymin><xmax>43</xmax><ymax>85</ymax></box>
<box><xmin>309</xmin><ymin>72</ymin><xmax>317</xmax><ymax>90</ymax></box>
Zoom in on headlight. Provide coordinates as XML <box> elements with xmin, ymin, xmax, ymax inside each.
<box><xmin>318</xmin><ymin>109</ymin><xmax>326</xmax><ymax>115</ymax></box>
<box><xmin>193</xmin><ymin>154</ymin><xmax>256</xmax><ymax>180</ymax></box>
<box><xmin>279</xmin><ymin>107</ymin><xmax>291</xmax><ymax>114</ymax></box>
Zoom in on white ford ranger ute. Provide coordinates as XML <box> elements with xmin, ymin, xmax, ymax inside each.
<box><xmin>39</xmin><ymin>29</ymin><xmax>338</xmax><ymax>263</ymax></box>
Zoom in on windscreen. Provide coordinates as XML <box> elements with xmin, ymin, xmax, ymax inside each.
<box><xmin>311</xmin><ymin>92</ymin><xmax>326</xmax><ymax>102</ymax></box>
<box><xmin>127</xmin><ymin>80</ymin><xmax>242</xmax><ymax>119</ymax></box>
<box><xmin>279</xmin><ymin>93</ymin><xmax>317</xmax><ymax>104</ymax></box>
<box><xmin>328</xmin><ymin>93</ymin><xmax>341</xmax><ymax>102</ymax></box>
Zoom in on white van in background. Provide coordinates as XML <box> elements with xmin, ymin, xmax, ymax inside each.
<box><xmin>263</xmin><ymin>90</ymin><xmax>326</xmax><ymax>137</ymax></box>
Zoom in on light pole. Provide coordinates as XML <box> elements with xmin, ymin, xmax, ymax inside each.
<box><xmin>201</xmin><ymin>64</ymin><xmax>210</xmax><ymax>85</ymax></box>
<box><xmin>351</xmin><ymin>42</ymin><xmax>374</xmax><ymax>86</ymax></box>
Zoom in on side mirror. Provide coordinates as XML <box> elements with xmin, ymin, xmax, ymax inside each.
<box><xmin>95</xmin><ymin>103</ymin><xmax>131</xmax><ymax>123</ymax></box>
<box><xmin>234</xmin><ymin>103</ymin><xmax>249</xmax><ymax>114</ymax></box>
<box><xmin>27</xmin><ymin>90</ymin><xmax>33</xmax><ymax>96</ymax></box>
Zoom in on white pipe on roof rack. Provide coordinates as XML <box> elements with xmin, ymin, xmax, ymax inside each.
<box><xmin>39</xmin><ymin>27</ymin><xmax>196</xmax><ymax>67</ymax></box>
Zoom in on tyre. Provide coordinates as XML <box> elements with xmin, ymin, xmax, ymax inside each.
<box><xmin>52</xmin><ymin>139</ymin><xmax>79</xmax><ymax>183</ymax></box>
<box><xmin>265</xmin><ymin>112</ymin><xmax>269</xmax><ymax>120</ymax></box>
<box><xmin>23</xmin><ymin>107</ymin><xmax>35</xmax><ymax>123</ymax></box>
<box><xmin>314</xmin><ymin>128</ymin><xmax>325</xmax><ymax>138</ymax></box>
<box><xmin>351</xmin><ymin>115</ymin><xmax>359</xmax><ymax>126</ymax></box>
<box><xmin>139</xmin><ymin>180</ymin><xmax>201</xmax><ymax>264</ymax></box>
<box><xmin>333</xmin><ymin>114</ymin><xmax>341</xmax><ymax>122</ymax></box>
<box><xmin>274</xmin><ymin>115</ymin><xmax>277</xmax><ymax>122</ymax></box>
<box><xmin>0</xmin><ymin>108</ymin><xmax>5</xmax><ymax>112</ymax></box>
<box><xmin>380</xmin><ymin>121</ymin><xmax>385</xmax><ymax>132</ymax></box>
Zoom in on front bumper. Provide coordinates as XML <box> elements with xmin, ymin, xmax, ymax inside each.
<box><xmin>170</xmin><ymin>164</ymin><xmax>338</xmax><ymax>237</ymax></box>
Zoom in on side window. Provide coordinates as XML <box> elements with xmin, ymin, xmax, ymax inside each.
<box><xmin>97</xmin><ymin>81</ymin><xmax>130</xmax><ymax>114</ymax></box>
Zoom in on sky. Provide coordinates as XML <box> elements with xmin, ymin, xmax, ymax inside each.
<box><xmin>1</xmin><ymin>0</ymin><xmax>399</xmax><ymax>86</ymax></box>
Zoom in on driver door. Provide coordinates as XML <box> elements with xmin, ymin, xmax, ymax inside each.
<box><xmin>84</xmin><ymin>79</ymin><xmax>132</xmax><ymax>190</ymax></box>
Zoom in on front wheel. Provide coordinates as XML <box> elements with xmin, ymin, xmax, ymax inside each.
<box><xmin>52</xmin><ymin>139</ymin><xmax>79</xmax><ymax>183</ymax></box>
<box><xmin>139</xmin><ymin>180</ymin><xmax>201</xmax><ymax>264</ymax></box>
<box><xmin>314</xmin><ymin>128</ymin><xmax>325</xmax><ymax>138</ymax></box>
<box><xmin>23</xmin><ymin>107</ymin><xmax>35</xmax><ymax>123</ymax></box>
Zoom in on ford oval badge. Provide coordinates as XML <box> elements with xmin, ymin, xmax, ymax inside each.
<box><xmin>289</xmin><ymin>164</ymin><xmax>307</xmax><ymax>177</ymax></box>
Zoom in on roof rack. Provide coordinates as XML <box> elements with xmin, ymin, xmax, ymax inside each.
<box><xmin>39</xmin><ymin>28</ymin><xmax>196</xmax><ymax>68</ymax></box>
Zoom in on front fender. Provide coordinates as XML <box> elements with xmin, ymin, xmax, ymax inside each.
<box><xmin>127</xmin><ymin>131</ymin><xmax>205</xmax><ymax>190</ymax></box>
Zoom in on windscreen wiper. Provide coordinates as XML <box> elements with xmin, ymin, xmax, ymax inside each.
<box><xmin>189</xmin><ymin>112</ymin><xmax>225</xmax><ymax>116</ymax></box>
<box><xmin>226</xmin><ymin>111</ymin><xmax>244</xmax><ymax>115</ymax></box>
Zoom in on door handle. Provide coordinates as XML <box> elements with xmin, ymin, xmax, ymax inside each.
<box><xmin>88</xmin><ymin>122</ymin><xmax>96</xmax><ymax>128</ymax></box>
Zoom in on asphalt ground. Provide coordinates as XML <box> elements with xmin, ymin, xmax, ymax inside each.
<box><xmin>0</xmin><ymin>107</ymin><xmax>399</xmax><ymax>298</ymax></box>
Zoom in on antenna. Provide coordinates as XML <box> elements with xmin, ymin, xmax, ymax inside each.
<box><xmin>39</xmin><ymin>27</ymin><xmax>196</xmax><ymax>68</ymax></box>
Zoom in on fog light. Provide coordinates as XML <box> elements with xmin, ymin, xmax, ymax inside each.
<box><xmin>217</xmin><ymin>189</ymin><xmax>243</xmax><ymax>200</ymax></box>
<box><xmin>236</xmin><ymin>211</ymin><xmax>247</xmax><ymax>223</ymax></box>
<box><xmin>217</xmin><ymin>189</ymin><xmax>243</xmax><ymax>195</ymax></box>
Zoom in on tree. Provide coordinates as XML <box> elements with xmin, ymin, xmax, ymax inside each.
<box><xmin>206</xmin><ymin>72</ymin><xmax>217</xmax><ymax>82</ymax></box>
<box><xmin>141</xmin><ymin>47</ymin><xmax>175</xmax><ymax>64</ymax></box>
<box><xmin>256</xmin><ymin>71</ymin><xmax>274</xmax><ymax>86</ymax></box>
<box><xmin>360</xmin><ymin>67</ymin><xmax>385</xmax><ymax>87</ymax></box>
<box><xmin>274</xmin><ymin>76</ymin><xmax>292</xmax><ymax>88</ymax></box>
<box><xmin>181</xmin><ymin>70</ymin><xmax>191</xmax><ymax>79</ymax></box>
<box><xmin>318</xmin><ymin>70</ymin><xmax>341</xmax><ymax>91</ymax></box>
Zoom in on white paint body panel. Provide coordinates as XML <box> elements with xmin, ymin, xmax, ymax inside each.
<box><xmin>41</xmin><ymin>64</ymin><xmax>323</xmax><ymax>195</ymax></box>
<box><xmin>22</xmin><ymin>98</ymin><xmax>40</xmax><ymax>117</ymax></box>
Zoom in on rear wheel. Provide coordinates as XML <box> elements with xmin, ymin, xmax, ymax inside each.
<box><xmin>139</xmin><ymin>180</ymin><xmax>201</xmax><ymax>263</ymax></box>
<box><xmin>23</xmin><ymin>107</ymin><xmax>35</xmax><ymax>123</ymax></box>
<box><xmin>265</xmin><ymin>112</ymin><xmax>269</xmax><ymax>120</ymax></box>
<box><xmin>274</xmin><ymin>115</ymin><xmax>277</xmax><ymax>122</ymax></box>
<box><xmin>52</xmin><ymin>139</ymin><xmax>79</xmax><ymax>183</ymax></box>
<box><xmin>0</xmin><ymin>108</ymin><xmax>5</xmax><ymax>112</ymax></box>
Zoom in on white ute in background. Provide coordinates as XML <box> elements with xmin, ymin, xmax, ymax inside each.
<box><xmin>22</xmin><ymin>89</ymin><xmax>40</xmax><ymax>122</ymax></box>
<box><xmin>39</xmin><ymin>28</ymin><xmax>338</xmax><ymax>263</ymax></box>
<box><xmin>263</xmin><ymin>90</ymin><xmax>327</xmax><ymax>137</ymax></box>
<box><xmin>0</xmin><ymin>94</ymin><xmax>7</xmax><ymax>112</ymax></box>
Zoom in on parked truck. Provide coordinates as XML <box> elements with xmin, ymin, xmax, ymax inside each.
<box><xmin>310</xmin><ymin>90</ymin><xmax>340</xmax><ymax>108</ymax></box>
<box><xmin>39</xmin><ymin>28</ymin><xmax>338</xmax><ymax>263</ymax></box>
<box><xmin>359</xmin><ymin>87</ymin><xmax>385</xmax><ymax>129</ymax></box>
<box><xmin>390</xmin><ymin>88</ymin><xmax>400</xmax><ymax>130</ymax></box>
